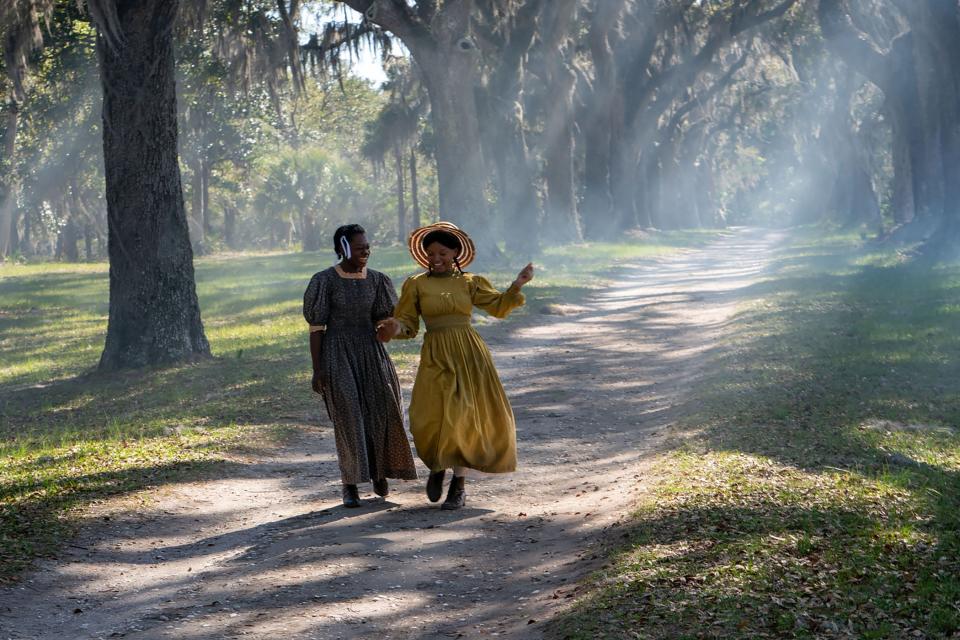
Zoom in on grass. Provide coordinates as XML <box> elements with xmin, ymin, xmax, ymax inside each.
<box><xmin>547</xmin><ymin>231</ymin><xmax>960</xmax><ymax>639</ymax></box>
<box><xmin>0</xmin><ymin>231</ymin><xmax>706</xmax><ymax>584</ymax></box>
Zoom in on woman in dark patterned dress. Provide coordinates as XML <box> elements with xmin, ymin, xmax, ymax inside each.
<box><xmin>303</xmin><ymin>224</ymin><xmax>418</xmax><ymax>507</ymax></box>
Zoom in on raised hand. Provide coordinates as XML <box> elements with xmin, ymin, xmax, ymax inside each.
<box><xmin>513</xmin><ymin>263</ymin><xmax>534</xmax><ymax>289</ymax></box>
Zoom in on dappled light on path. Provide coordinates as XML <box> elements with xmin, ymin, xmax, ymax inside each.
<box><xmin>0</xmin><ymin>228</ymin><xmax>782</xmax><ymax>639</ymax></box>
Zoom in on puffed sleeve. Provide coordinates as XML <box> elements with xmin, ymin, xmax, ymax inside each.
<box><xmin>392</xmin><ymin>276</ymin><xmax>422</xmax><ymax>340</ymax></box>
<box><xmin>470</xmin><ymin>274</ymin><xmax>525</xmax><ymax>319</ymax></box>
<box><xmin>372</xmin><ymin>272</ymin><xmax>399</xmax><ymax>323</ymax></box>
<box><xmin>303</xmin><ymin>271</ymin><xmax>330</xmax><ymax>329</ymax></box>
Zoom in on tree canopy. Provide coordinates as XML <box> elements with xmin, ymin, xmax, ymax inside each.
<box><xmin>3</xmin><ymin>0</ymin><xmax>960</xmax><ymax>364</ymax></box>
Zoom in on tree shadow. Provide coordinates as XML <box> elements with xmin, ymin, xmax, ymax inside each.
<box><xmin>0</xmin><ymin>457</ymin><xmax>248</xmax><ymax>582</ymax></box>
<box><xmin>546</xmin><ymin>242</ymin><xmax>960</xmax><ymax>638</ymax></box>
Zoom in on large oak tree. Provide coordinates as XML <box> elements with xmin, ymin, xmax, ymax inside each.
<box><xmin>90</xmin><ymin>0</ymin><xmax>210</xmax><ymax>369</ymax></box>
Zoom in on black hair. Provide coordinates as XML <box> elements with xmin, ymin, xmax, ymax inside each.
<box><xmin>333</xmin><ymin>224</ymin><xmax>366</xmax><ymax>259</ymax></box>
<box><xmin>421</xmin><ymin>230</ymin><xmax>461</xmax><ymax>252</ymax></box>
<box><xmin>422</xmin><ymin>230</ymin><xmax>465</xmax><ymax>274</ymax></box>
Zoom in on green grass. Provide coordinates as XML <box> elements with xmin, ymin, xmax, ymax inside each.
<box><xmin>0</xmin><ymin>231</ymin><xmax>705</xmax><ymax>584</ymax></box>
<box><xmin>548</xmin><ymin>232</ymin><xmax>960</xmax><ymax>639</ymax></box>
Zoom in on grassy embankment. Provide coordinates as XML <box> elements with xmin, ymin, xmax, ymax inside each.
<box><xmin>0</xmin><ymin>231</ymin><xmax>710</xmax><ymax>583</ymax></box>
<box><xmin>548</xmin><ymin>232</ymin><xmax>960</xmax><ymax>640</ymax></box>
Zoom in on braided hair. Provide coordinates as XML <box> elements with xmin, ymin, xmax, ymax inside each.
<box><xmin>333</xmin><ymin>224</ymin><xmax>366</xmax><ymax>260</ymax></box>
<box><xmin>422</xmin><ymin>229</ymin><xmax>465</xmax><ymax>274</ymax></box>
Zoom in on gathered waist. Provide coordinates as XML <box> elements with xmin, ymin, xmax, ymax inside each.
<box><xmin>424</xmin><ymin>314</ymin><xmax>472</xmax><ymax>332</ymax></box>
<box><xmin>326</xmin><ymin>321</ymin><xmax>375</xmax><ymax>333</ymax></box>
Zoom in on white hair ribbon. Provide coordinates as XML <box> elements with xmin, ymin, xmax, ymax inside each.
<box><xmin>340</xmin><ymin>236</ymin><xmax>352</xmax><ymax>260</ymax></box>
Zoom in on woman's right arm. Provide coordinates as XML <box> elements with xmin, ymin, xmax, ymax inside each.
<box><xmin>303</xmin><ymin>273</ymin><xmax>330</xmax><ymax>393</ymax></box>
<box><xmin>309</xmin><ymin>331</ymin><xmax>325</xmax><ymax>394</ymax></box>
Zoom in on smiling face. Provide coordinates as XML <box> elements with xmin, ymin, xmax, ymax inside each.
<box><xmin>342</xmin><ymin>233</ymin><xmax>371</xmax><ymax>271</ymax></box>
<box><xmin>424</xmin><ymin>241</ymin><xmax>458</xmax><ymax>274</ymax></box>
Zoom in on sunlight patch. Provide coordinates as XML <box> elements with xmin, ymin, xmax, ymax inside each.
<box><xmin>860</xmin><ymin>419</ymin><xmax>956</xmax><ymax>435</ymax></box>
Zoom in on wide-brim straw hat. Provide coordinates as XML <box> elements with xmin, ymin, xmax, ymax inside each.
<box><xmin>407</xmin><ymin>221</ymin><xmax>476</xmax><ymax>270</ymax></box>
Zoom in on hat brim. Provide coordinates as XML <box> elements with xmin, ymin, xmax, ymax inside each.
<box><xmin>408</xmin><ymin>222</ymin><xmax>476</xmax><ymax>270</ymax></box>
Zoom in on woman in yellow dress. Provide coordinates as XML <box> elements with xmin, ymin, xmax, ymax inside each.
<box><xmin>377</xmin><ymin>222</ymin><xmax>534</xmax><ymax>510</ymax></box>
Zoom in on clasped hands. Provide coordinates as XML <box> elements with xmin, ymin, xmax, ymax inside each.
<box><xmin>376</xmin><ymin>318</ymin><xmax>401</xmax><ymax>343</ymax></box>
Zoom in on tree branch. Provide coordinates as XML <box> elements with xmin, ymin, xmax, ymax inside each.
<box><xmin>629</xmin><ymin>0</ymin><xmax>798</xmax><ymax>130</ymax></box>
<box><xmin>666</xmin><ymin>48</ymin><xmax>750</xmax><ymax>136</ymax></box>
<box><xmin>334</xmin><ymin>0</ymin><xmax>428</xmax><ymax>45</ymax></box>
<box><xmin>817</xmin><ymin>0</ymin><xmax>893</xmax><ymax>91</ymax></box>
<box><xmin>730</xmin><ymin>0</ymin><xmax>799</xmax><ymax>36</ymax></box>
<box><xmin>416</xmin><ymin>0</ymin><xmax>438</xmax><ymax>24</ymax></box>
<box><xmin>277</xmin><ymin>0</ymin><xmax>306</xmax><ymax>92</ymax></box>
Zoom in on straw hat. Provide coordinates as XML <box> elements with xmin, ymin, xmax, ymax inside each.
<box><xmin>407</xmin><ymin>221</ymin><xmax>476</xmax><ymax>270</ymax></box>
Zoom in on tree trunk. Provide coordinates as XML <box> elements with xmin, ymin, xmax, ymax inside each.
<box><xmin>338</xmin><ymin>1</ymin><xmax>495</xmax><ymax>256</ymax></box>
<box><xmin>609</xmin><ymin>120</ymin><xmax>637</xmax><ymax>232</ymax></box>
<box><xmin>201</xmin><ymin>156</ymin><xmax>211</xmax><ymax>236</ymax></box>
<box><xmin>298</xmin><ymin>205</ymin><xmax>320</xmax><ymax>252</ymax></box>
<box><xmin>481</xmin><ymin>41</ymin><xmax>542</xmax><ymax>255</ymax></box>
<box><xmin>394</xmin><ymin>142</ymin><xmax>407</xmax><ymax>242</ymax></box>
<box><xmin>542</xmin><ymin>41</ymin><xmax>581</xmax><ymax>242</ymax></box>
<box><xmin>61</xmin><ymin>217</ymin><xmax>81</xmax><ymax>262</ymax></box>
<box><xmin>189</xmin><ymin>157</ymin><xmax>207</xmax><ymax>253</ymax></box>
<box><xmin>903</xmin><ymin>0</ymin><xmax>960</xmax><ymax>250</ymax></box>
<box><xmin>20</xmin><ymin>207</ymin><xmax>31</xmax><ymax>256</ymax></box>
<box><xmin>488</xmin><ymin>106</ymin><xmax>540</xmax><ymax>256</ymax></box>
<box><xmin>884</xmin><ymin>57</ymin><xmax>931</xmax><ymax>228</ymax></box>
<box><xmin>677</xmin><ymin>139</ymin><xmax>705</xmax><ymax>229</ymax></box>
<box><xmin>417</xmin><ymin>47</ymin><xmax>494</xmax><ymax>255</ymax></box>
<box><xmin>656</xmin><ymin>134</ymin><xmax>683</xmax><ymax>229</ymax></box>
<box><xmin>409</xmin><ymin>147</ymin><xmax>421</xmax><ymax>229</ymax></box>
<box><xmin>636</xmin><ymin>153</ymin><xmax>657</xmax><ymax>229</ymax></box>
<box><xmin>580</xmin><ymin>2</ymin><xmax>624</xmax><ymax>238</ymax></box>
<box><xmin>84</xmin><ymin>224</ymin><xmax>95</xmax><ymax>261</ymax></box>
<box><xmin>224</xmin><ymin>205</ymin><xmax>237</xmax><ymax>249</ymax></box>
<box><xmin>0</xmin><ymin>99</ymin><xmax>19</xmax><ymax>258</ymax></box>
<box><xmin>55</xmin><ymin>213</ymin><xmax>64</xmax><ymax>261</ymax></box>
<box><xmin>887</xmin><ymin>101</ymin><xmax>915</xmax><ymax>225</ymax></box>
<box><xmin>825</xmin><ymin>71</ymin><xmax>881</xmax><ymax>228</ymax></box>
<box><xmin>97</xmin><ymin>0</ymin><xmax>210</xmax><ymax>370</ymax></box>
<box><xmin>819</xmin><ymin>0</ymin><xmax>960</xmax><ymax>245</ymax></box>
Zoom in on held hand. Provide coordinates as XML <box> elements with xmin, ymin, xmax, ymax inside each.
<box><xmin>376</xmin><ymin>318</ymin><xmax>401</xmax><ymax>343</ymax></box>
<box><xmin>513</xmin><ymin>263</ymin><xmax>534</xmax><ymax>289</ymax></box>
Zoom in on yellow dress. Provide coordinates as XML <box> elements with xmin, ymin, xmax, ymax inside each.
<box><xmin>393</xmin><ymin>271</ymin><xmax>525</xmax><ymax>473</ymax></box>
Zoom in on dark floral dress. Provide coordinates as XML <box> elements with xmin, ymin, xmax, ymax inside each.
<box><xmin>303</xmin><ymin>266</ymin><xmax>418</xmax><ymax>484</ymax></box>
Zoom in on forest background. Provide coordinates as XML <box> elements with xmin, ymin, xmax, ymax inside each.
<box><xmin>4</xmin><ymin>0</ymin><xmax>953</xmax><ymax>270</ymax></box>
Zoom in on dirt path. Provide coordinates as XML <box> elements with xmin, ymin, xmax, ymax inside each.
<box><xmin>0</xmin><ymin>228</ymin><xmax>781</xmax><ymax>640</ymax></box>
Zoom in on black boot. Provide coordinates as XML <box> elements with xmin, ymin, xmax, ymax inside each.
<box><xmin>342</xmin><ymin>484</ymin><xmax>361</xmax><ymax>508</ymax></box>
<box><xmin>426</xmin><ymin>469</ymin><xmax>446</xmax><ymax>503</ymax></box>
<box><xmin>441</xmin><ymin>476</ymin><xmax>466</xmax><ymax>510</ymax></box>
<box><xmin>373</xmin><ymin>478</ymin><xmax>389</xmax><ymax>498</ymax></box>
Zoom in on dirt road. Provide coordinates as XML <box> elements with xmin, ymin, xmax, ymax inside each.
<box><xmin>0</xmin><ymin>228</ymin><xmax>781</xmax><ymax>640</ymax></box>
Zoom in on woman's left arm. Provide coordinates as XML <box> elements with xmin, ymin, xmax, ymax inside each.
<box><xmin>471</xmin><ymin>264</ymin><xmax>534</xmax><ymax>319</ymax></box>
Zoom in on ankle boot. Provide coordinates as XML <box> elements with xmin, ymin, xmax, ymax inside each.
<box><xmin>441</xmin><ymin>476</ymin><xmax>466</xmax><ymax>510</ymax></box>
<box><xmin>426</xmin><ymin>469</ymin><xmax>446</xmax><ymax>503</ymax></box>
<box><xmin>373</xmin><ymin>477</ymin><xmax>389</xmax><ymax>498</ymax></box>
<box><xmin>342</xmin><ymin>484</ymin><xmax>361</xmax><ymax>508</ymax></box>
